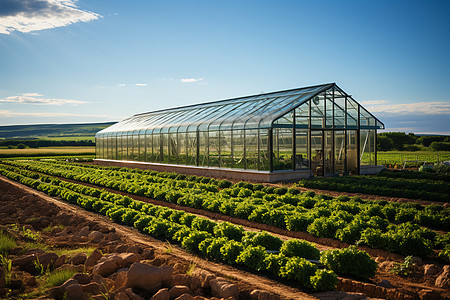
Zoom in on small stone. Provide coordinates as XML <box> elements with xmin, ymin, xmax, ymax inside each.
<box><xmin>435</xmin><ymin>265</ymin><xmax>450</xmax><ymax>288</ymax></box>
<box><xmin>118</xmin><ymin>253</ymin><xmax>141</xmax><ymax>267</ymax></box>
<box><xmin>82</xmin><ymin>282</ymin><xmax>101</xmax><ymax>295</ymax></box>
<box><xmin>115</xmin><ymin>245</ymin><xmax>128</xmax><ymax>253</ymax></box>
<box><xmin>115</xmin><ymin>292</ymin><xmax>131</xmax><ymax>300</ymax></box>
<box><xmin>107</xmin><ymin>232</ymin><xmax>120</xmax><ymax>241</ymax></box>
<box><xmin>175</xmin><ymin>294</ymin><xmax>194</xmax><ymax>300</ymax></box>
<box><xmin>377</xmin><ymin>279</ymin><xmax>394</xmax><ymax>288</ymax></box>
<box><xmin>424</xmin><ymin>264</ymin><xmax>441</xmax><ymax>276</ymax></box>
<box><xmin>73</xmin><ymin>273</ymin><xmax>91</xmax><ymax>285</ymax></box>
<box><xmin>141</xmin><ymin>248</ymin><xmax>154</xmax><ymax>260</ymax></box>
<box><xmin>126</xmin><ymin>288</ymin><xmax>145</xmax><ymax>300</ymax></box>
<box><xmin>169</xmin><ymin>286</ymin><xmax>191</xmax><ymax>299</ymax></box>
<box><xmin>210</xmin><ymin>278</ymin><xmax>239</xmax><ymax>300</ymax></box>
<box><xmin>93</xmin><ymin>260</ymin><xmax>120</xmax><ymax>278</ymax></box>
<box><xmin>54</xmin><ymin>255</ymin><xmax>67</xmax><ymax>268</ymax></box>
<box><xmin>127</xmin><ymin>245</ymin><xmax>141</xmax><ymax>254</ymax></box>
<box><xmin>249</xmin><ymin>290</ymin><xmax>278</xmax><ymax>300</ymax></box>
<box><xmin>125</xmin><ymin>262</ymin><xmax>172</xmax><ymax>293</ymax></box>
<box><xmin>88</xmin><ymin>231</ymin><xmax>104</xmax><ymax>243</ymax></box>
<box><xmin>62</xmin><ymin>279</ymin><xmax>89</xmax><ymax>300</ymax></box>
<box><xmin>70</xmin><ymin>253</ymin><xmax>88</xmax><ymax>265</ymax></box>
<box><xmin>150</xmin><ymin>288</ymin><xmax>170</xmax><ymax>300</ymax></box>
<box><xmin>85</xmin><ymin>249</ymin><xmax>103</xmax><ymax>267</ymax></box>
<box><xmin>78</xmin><ymin>226</ymin><xmax>90</xmax><ymax>237</ymax></box>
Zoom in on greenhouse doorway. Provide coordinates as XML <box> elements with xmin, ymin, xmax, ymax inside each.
<box><xmin>310</xmin><ymin>130</ymin><xmax>357</xmax><ymax>177</ymax></box>
<box><xmin>310</xmin><ymin>130</ymin><xmax>334</xmax><ymax>177</ymax></box>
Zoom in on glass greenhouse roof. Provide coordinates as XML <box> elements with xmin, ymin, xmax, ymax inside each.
<box><xmin>97</xmin><ymin>83</ymin><xmax>384</xmax><ymax>135</ymax></box>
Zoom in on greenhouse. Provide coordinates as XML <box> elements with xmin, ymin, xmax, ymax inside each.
<box><xmin>95</xmin><ymin>83</ymin><xmax>385</xmax><ymax>181</ymax></box>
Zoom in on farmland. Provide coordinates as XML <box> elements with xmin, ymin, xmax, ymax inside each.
<box><xmin>377</xmin><ymin>151</ymin><xmax>450</xmax><ymax>167</ymax></box>
<box><xmin>0</xmin><ymin>156</ymin><xmax>449</xmax><ymax>299</ymax></box>
<box><xmin>0</xmin><ymin>147</ymin><xmax>95</xmax><ymax>158</ymax></box>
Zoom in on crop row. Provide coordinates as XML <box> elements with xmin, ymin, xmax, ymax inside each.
<box><xmin>2</xmin><ymin>160</ymin><xmax>449</xmax><ymax>259</ymax></box>
<box><xmin>299</xmin><ymin>175</ymin><xmax>449</xmax><ymax>202</ymax></box>
<box><xmin>0</xmin><ymin>164</ymin><xmax>382</xmax><ymax>290</ymax></box>
<box><xmin>375</xmin><ymin>170</ymin><xmax>450</xmax><ymax>183</ymax></box>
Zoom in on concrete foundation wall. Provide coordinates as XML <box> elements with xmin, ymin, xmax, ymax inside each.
<box><xmin>94</xmin><ymin>159</ymin><xmax>312</xmax><ymax>182</ymax></box>
<box><xmin>360</xmin><ymin>165</ymin><xmax>387</xmax><ymax>175</ymax></box>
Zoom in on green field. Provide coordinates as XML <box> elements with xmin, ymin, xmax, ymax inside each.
<box><xmin>378</xmin><ymin>151</ymin><xmax>450</xmax><ymax>167</ymax></box>
<box><xmin>0</xmin><ymin>147</ymin><xmax>95</xmax><ymax>158</ymax></box>
<box><xmin>0</xmin><ymin>122</ymin><xmax>115</xmax><ymax>139</ymax></box>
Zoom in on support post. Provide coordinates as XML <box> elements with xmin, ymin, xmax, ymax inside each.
<box><xmin>269</xmin><ymin>128</ymin><xmax>273</xmax><ymax>172</ymax></box>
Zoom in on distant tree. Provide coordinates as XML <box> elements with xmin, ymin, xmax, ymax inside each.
<box><xmin>378</xmin><ymin>132</ymin><xmax>416</xmax><ymax>151</ymax></box>
<box><xmin>417</xmin><ymin>136</ymin><xmax>445</xmax><ymax>147</ymax></box>
<box><xmin>403</xmin><ymin>145</ymin><xmax>420</xmax><ymax>151</ymax></box>
<box><xmin>377</xmin><ymin>135</ymin><xmax>394</xmax><ymax>151</ymax></box>
<box><xmin>430</xmin><ymin>142</ymin><xmax>450</xmax><ymax>151</ymax></box>
<box><xmin>16</xmin><ymin>143</ymin><xmax>26</xmax><ymax>149</ymax></box>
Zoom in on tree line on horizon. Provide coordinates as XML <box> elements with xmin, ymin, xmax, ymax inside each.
<box><xmin>377</xmin><ymin>132</ymin><xmax>450</xmax><ymax>151</ymax></box>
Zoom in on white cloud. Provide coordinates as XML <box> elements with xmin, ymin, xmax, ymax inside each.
<box><xmin>0</xmin><ymin>110</ymin><xmax>108</xmax><ymax>118</ymax></box>
<box><xmin>117</xmin><ymin>83</ymin><xmax>126</xmax><ymax>87</ymax></box>
<box><xmin>135</xmin><ymin>83</ymin><xmax>147</xmax><ymax>86</ymax></box>
<box><xmin>359</xmin><ymin>100</ymin><xmax>387</xmax><ymax>105</ymax></box>
<box><xmin>362</xmin><ymin>100</ymin><xmax>450</xmax><ymax>115</ymax></box>
<box><xmin>0</xmin><ymin>93</ymin><xmax>88</xmax><ymax>105</ymax></box>
<box><xmin>0</xmin><ymin>0</ymin><xmax>101</xmax><ymax>35</ymax></box>
<box><xmin>181</xmin><ymin>78</ymin><xmax>204</xmax><ymax>83</ymax></box>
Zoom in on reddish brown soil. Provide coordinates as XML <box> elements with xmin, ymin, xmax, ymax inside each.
<box><xmin>1</xmin><ymin>177</ymin><xmax>449</xmax><ymax>300</ymax></box>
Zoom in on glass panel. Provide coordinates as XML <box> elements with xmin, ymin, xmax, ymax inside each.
<box><xmin>274</xmin><ymin>111</ymin><xmax>293</xmax><ymax>127</ymax></box>
<box><xmin>154</xmin><ymin>134</ymin><xmax>161</xmax><ymax>162</ymax></box>
<box><xmin>360</xmin><ymin>129</ymin><xmax>375</xmax><ymax>165</ymax></box>
<box><xmin>220</xmin><ymin>130</ymin><xmax>233</xmax><ymax>168</ymax></box>
<box><xmin>326</xmin><ymin>98</ymin><xmax>333</xmax><ymax>128</ymax></box>
<box><xmin>347</xmin><ymin>130</ymin><xmax>358</xmax><ymax>174</ymax></box>
<box><xmin>125</xmin><ymin>134</ymin><xmax>130</xmax><ymax>161</ymax></box>
<box><xmin>346</xmin><ymin>99</ymin><xmax>358</xmax><ymax>128</ymax></box>
<box><xmin>139</xmin><ymin>134</ymin><xmax>146</xmax><ymax>161</ymax></box>
<box><xmin>273</xmin><ymin>128</ymin><xmax>292</xmax><ymax>170</ymax></box>
<box><xmin>295</xmin><ymin>102</ymin><xmax>309</xmax><ymax>128</ymax></box>
<box><xmin>112</xmin><ymin>134</ymin><xmax>117</xmax><ymax>160</ymax></box>
<box><xmin>161</xmin><ymin>133</ymin><xmax>169</xmax><ymax>163</ymax></box>
<box><xmin>310</xmin><ymin>131</ymin><xmax>323</xmax><ymax>176</ymax></box>
<box><xmin>199</xmin><ymin>131</ymin><xmax>208</xmax><ymax>167</ymax></box>
<box><xmin>295</xmin><ymin>129</ymin><xmax>309</xmax><ymax>169</ymax></box>
<box><xmin>232</xmin><ymin>129</ymin><xmax>244</xmax><ymax>169</ymax></box>
<box><xmin>168</xmin><ymin>132</ymin><xmax>177</xmax><ymax>163</ymax></box>
<box><xmin>245</xmin><ymin>129</ymin><xmax>258</xmax><ymax>170</ymax></box>
<box><xmin>310</xmin><ymin>93</ymin><xmax>325</xmax><ymax>128</ymax></box>
<box><xmin>187</xmin><ymin>132</ymin><xmax>197</xmax><ymax>166</ymax></box>
<box><xmin>259</xmin><ymin>129</ymin><xmax>270</xmax><ymax>171</ymax></box>
<box><xmin>178</xmin><ymin>132</ymin><xmax>186</xmax><ymax>165</ymax></box>
<box><xmin>324</xmin><ymin>131</ymin><xmax>333</xmax><ymax>175</ymax></box>
<box><xmin>133</xmin><ymin>134</ymin><xmax>139</xmax><ymax>161</ymax></box>
<box><xmin>145</xmin><ymin>133</ymin><xmax>153</xmax><ymax>162</ymax></box>
<box><xmin>209</xmin><ymin>131</ymin><xmax>220</xmax><ymax>167</ymax></box>
<box><xmin>359</xmin><ymin>106</ymin><xmax>376</xmax><ymax>128</ymax></box>
<box><xmin>334</xmin><ymin>100</ymin><xmax>345</xmax><ymax>129</ymax></box>
<box><xmin>334</xmin><ymin>131</ymin><xmax>345</xmax><ymax>173</ymax></box>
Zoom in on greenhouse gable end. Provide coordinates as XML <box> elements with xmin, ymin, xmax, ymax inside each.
<box><xmin>95</xmin><ymin>83</ymin><xmax>385</xmax><ymax>182</ymax></box>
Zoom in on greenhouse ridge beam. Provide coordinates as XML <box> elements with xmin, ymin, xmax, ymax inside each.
<box><xmin>95</xmin><ymin>83</ymin><xmax>385</xmax><ymax>182</ymax></box>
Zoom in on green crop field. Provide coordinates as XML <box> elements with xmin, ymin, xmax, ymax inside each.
<box><xmin>378</xmin><ymin>151</ymin><xmax>450</xmax><ymax>167</ymax></box>
<box><xmin>0</xmin><ymin>147</ymin><xmax>95</xmax><ymax>158</ymax></box>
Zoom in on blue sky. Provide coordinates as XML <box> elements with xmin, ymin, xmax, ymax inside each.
<box><xmin>0</xmin><ymin>0</ymin><xmax>449</xmax><ymax>134</ymax></box>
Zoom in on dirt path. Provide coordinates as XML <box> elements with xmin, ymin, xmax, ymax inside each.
<box><xmin>0</xmin><ymin>176</ymin><xmax>317</xmax><ymax>300</ymax></box>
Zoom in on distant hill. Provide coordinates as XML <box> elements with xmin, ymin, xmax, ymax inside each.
<box><xmin>0</xmin><ymin>122</ymin><xmax>116</xmax><ymax>139</ymax></box>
